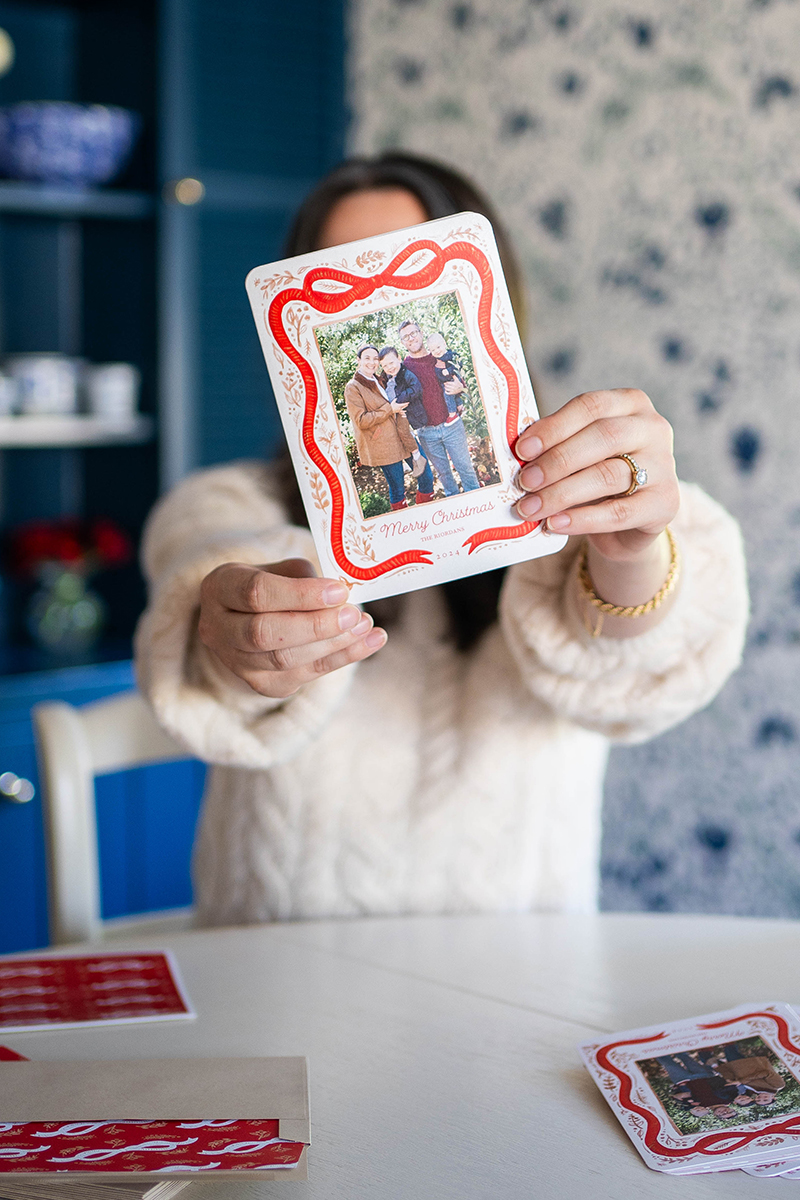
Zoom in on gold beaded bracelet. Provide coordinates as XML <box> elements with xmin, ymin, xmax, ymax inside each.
<box><xmin>577</xmin><ymin>527</ymin><xmax>681</xmax><ymax>638</ymax></box>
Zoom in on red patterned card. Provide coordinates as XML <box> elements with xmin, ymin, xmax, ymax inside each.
<box><xmin>580</xmin><ymin>1003</ymin><xmax>800</xmax><ymax>1174</ymax></box>
<box><xmin>246</xmin><ymin>212</ymin><xmax>567</xmax><ymax>603</ymax></box>
<box><xmin>0</xmin><ymin>1120</ymin><xmax>304</xmax><ymax>1174</ymax></box>
<box><xmin>0</xmin><ymin>952</ymin><xmax>193</xmax><ymax>1032</ymax></box>
<box><xmin>0</xmin><ymin>1054</ymin><xmax>309</xmax><ymax>1179</ymax></box>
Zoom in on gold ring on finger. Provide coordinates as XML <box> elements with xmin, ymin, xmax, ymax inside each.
<box><xmin>613</xmin><ymin>453</ymin><xmax>648</xmax><ymax>496</ymax></box>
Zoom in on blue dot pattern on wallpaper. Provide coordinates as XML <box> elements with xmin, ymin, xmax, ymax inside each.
<box><xmin>349</xmin><ymin>0</ymin><xmax>800</xmax><ymax>916</ymax></box>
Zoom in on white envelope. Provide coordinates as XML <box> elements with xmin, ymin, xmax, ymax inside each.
<box><xmin>0</xmin><ymin>1058</ymin><xmax>309</xmax><ymax>1182</ymax></box>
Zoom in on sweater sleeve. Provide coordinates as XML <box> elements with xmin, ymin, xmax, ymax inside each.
<box><xmin>134</xmin><ymin>460</ymin><xmax>356</xmax><ymax>768</ymax></box>
<box><xmin>498</xmin><ymin>481</ymin><xmax>748</xmax><ymax>743</ymax></box>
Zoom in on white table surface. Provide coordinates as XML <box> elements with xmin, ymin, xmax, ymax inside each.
<box><xmin>4</xmin><ymin>913</ymin><xmax>800</xmax><ymax>1198</ymax></box>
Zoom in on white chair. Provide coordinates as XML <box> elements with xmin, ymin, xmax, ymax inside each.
<box><xmin>32</xmin><ymin>691</ymin><xmax>194</xmax><ymax>946</ymax></box>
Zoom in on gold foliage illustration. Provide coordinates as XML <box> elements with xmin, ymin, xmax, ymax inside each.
<box><xmin>355</xmin><ymin>248</ymin><xmax>386</xmax><ymax>270</ymax></box>
<box><xmin>285</xmin><ymin>304</ymin><xmax>307</xmax><ymax>346</ymax></box>
<box><xmin>279</xmin><ymin>365</ymin><xmax>305</xmax><ymax>413</ymax></box>
<box><xmin>260</xmin><ymin>269</ymin><xmax>297</xmax><ymax>295</ymax></box>
<box><xmin>489</xmin><ymin>373</ymin><xmax>505</xmax><ymax>409</ymax></box>
<box><xmin>317</xmin><ymin>426</ymin><xmax>342</xmax><ymax>467</ymax></box>
<box><xmin>445</xmin><ymin>225</ymin><xmax>481</xmax><ymax>245</ymax></box>
<box><xmin>310</xmin><ymin>471</ymin><xmax>330</xmax><ymax>512</ymax></box>
<box><xmin>403</xmin><ymin>249</ymin><xmax>434</xmax><ymax>272</ymax></box>
<box><xmin>492</xmin><ymin>305</ymin><xmax>512</xmax><ymax>350</ymax></box>
<box><xmin>449</xmin><ymin>262</ymin><xmax>480</xmax><ymax>300</ymax></box>
<box><xmin>498</xmin><ymin>484</ymin><xmax>523</xmax><ymax>505</ymax></box>
<box><xmin>344</xmin><ymin>517</ymin><xmax>376</xmax><ymax>562</ymax></box>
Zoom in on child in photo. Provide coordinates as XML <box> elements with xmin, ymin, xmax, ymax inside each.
<box><xmin>378</xmin><ymin>345</ymin><xmax>431</xmax><ymax>486</ymax></box>
<box><xmin>427</xmin><ymin>332</ymin><xmax>466</xmax><ymax>424</ymax></box>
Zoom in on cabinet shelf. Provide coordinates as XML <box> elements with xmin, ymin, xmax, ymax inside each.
<box><xmin>0</xmin><ymin>414</ymin><xmax>153</xmax><ymax>447</ymax></box>
<box><xmin>0</xmin><ymin>182</ymin><xmax>155</xmax><ymax>220</ymax></box>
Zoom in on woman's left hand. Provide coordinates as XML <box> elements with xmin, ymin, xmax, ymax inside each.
<box><xmin>515</xmin><ymin>388</ymin><xmax>680</xmax><ymax>562</ymax></box>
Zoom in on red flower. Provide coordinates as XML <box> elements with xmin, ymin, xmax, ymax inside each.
<box><xmin>91</xmin><ymin>519</ymin><xmax>132</xmax><ymax>566</ymax></box>
<box><xmin>54</xmin><ymin>532</ymin><xmax>84</xmax><ymax>562</ymax></box>
<box><xmin>6</xmin><ymin>517</ymin><xmax>133</xmax><ymax>577</ymax></box>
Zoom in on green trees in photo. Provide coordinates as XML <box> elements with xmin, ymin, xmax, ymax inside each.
<box><xmin>314</xmin><ymin>292</ymin><xmax>488</xmax><ymax>440</ymax></box>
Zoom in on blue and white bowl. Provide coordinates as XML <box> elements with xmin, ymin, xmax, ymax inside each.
<box><xmin>0</xmin><ymin>102</ymin><xmax>141</xmax><ymax>187</ymax></box>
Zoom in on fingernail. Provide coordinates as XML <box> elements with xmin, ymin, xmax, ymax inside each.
<box><xmin>322</xmin><ymin>583</ymin><xmax>349</xmax><ymax>605</ymax></box>
<box><xmin>338</xmin><ymin>604</ymin><xmax>361</xmax><ymax>631</ymax></box>
<box><xmin>364</xmin><ymin>629</ymin><xmax>387</xmax><ymax>650</ymax></box>
<box><xmin>518</xmin><ymin>493</ymin><xmax>542</xmax><ymax>517</ymax></box>
<box><xmin>520</xmin><ymin>464</ymin><xmax>544</xmax><ymax>489</ymax></box>
<box><xmin>517</xmin><ymin>435</ymin><xmax>543</xmax><ymax>460</ymax></box>
<box><xmin>548</xmin><ymin>512</ymin><xmax>571</xmax><ymax>530</ymax></box>
<box><xmin>352</xmin><ymin>614</ymin><xmax>372</xmax><ymax>636</ymax></box>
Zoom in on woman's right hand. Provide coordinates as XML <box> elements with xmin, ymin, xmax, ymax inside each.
<box><xmin>198</xmin><ymin>558</ymin><xmax>386</xmax><ymax>699</ymax></box>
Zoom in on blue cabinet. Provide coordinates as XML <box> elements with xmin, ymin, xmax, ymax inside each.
<box><xmin>0</xmin><ymin>660</ymin><xmax>204</xmax><ymax>953</ymax></box>
<box><xmin>0</xmin><ymin>720</ymin><xmax>46</xmax><ymax>953</ymax></box>
<box><xmin>0</xmin><ymin>0</ymin><xmax>160</xmax><ymax>630</ymax></box>
<box><xmin>160</xmin><ymin>0</ymin><xmax>346</xmax><ymax>484</ymax></box>
<box><xmin>0</xmin><ymin>0</ymin><xmax>346</xmax><ymax>953</ymax></box>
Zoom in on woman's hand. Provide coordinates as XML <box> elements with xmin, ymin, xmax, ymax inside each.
<box><xmin>390</xmin><ymin>399</ymin><xmax>409</xmax><ymax>414</ymax></box>
<box><xmin>515</xmin><ymin>389</ymin><xmax>681</xmax><ymax>634</ymax></box>
<box><xmin>198</xmin><ymin>558</ymin><xmax>386</xmax><ymax>699</ymax></box>
<box><xmin>515</xmin><ymin>388</ymin><xmax>680</xmax><ymax>562</ymax></box>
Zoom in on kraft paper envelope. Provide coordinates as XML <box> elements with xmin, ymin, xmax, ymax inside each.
<box><xmin>0</xmin><ymin>1058</ymin><xmax>309</xmax><ymax>1181</ymax></box>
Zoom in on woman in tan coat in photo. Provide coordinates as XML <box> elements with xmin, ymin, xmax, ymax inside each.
<box><xmin>344</xmin><ymin>344</ymin><xmax>424</xmax><ymax>510</ymax></box>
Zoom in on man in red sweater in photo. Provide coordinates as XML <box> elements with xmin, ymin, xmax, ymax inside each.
<box><xmin>399</xmin><ymin>320</ymin><xmax>481</xmax><ymax>496</ymax></box>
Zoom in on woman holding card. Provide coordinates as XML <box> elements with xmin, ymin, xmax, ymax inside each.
<box><xmin>344</xmin><ymin>344</ymin><xmax>433</xmax><ymax>510</ymax></box>
<box><xmin>135</xmin><ymin>153</ymin><xmax>748</xmax><ymax>927</ymax></box>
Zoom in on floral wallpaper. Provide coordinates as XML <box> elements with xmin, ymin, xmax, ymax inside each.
<box><xmin>348</xmin><ymin>0</ymin><xmax>800</xmax><ymax>916</ymax></box>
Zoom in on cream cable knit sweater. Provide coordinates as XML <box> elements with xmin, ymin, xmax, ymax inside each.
<box><xmin>135</xmin><ymin>461</ymin><xmax>748</xmax><ymax>926</ymax></box>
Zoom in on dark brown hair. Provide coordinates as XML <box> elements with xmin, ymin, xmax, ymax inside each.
<box><xmin>278</xmin><ymin>151</ymin><xmax>522</xmax><ymax>651</ymax></box>
<box><xmin>285</xmin><ymin>151</ymin><xmax>527</xmax><ymax>333</ymax></box>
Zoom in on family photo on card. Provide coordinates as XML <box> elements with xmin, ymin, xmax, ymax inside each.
<box><xmin>314</xmin><ymin>291</ymin><xmax>500</xmax><ymax>518</ymax></box>
<box><xmin>637</xmin><ymin>1035</ymin><xmax>800</xmax><ymax>1136</ymax></box>
<box><xmin>581</xmin><ymin>1003</ymin><xmax>800</xmax><ymax>1176</ymax></box>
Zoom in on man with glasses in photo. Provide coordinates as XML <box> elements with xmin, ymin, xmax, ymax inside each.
<box><xmin>398</xmin><ymin>319</ymin><xmax>481</xmax><ymax>496</ymax></box>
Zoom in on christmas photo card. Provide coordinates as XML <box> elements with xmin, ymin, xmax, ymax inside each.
<box><xmin>246</xmin><ymin>212</ymin><xmax>566</xmax><ymax>603</ymax></box>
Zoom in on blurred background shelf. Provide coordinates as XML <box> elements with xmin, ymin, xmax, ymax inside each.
<box><xmin>0</xmin><ymin>0</ymin><xmax>162</xmax><ymax>670</ymax></box>
<box><xmin>0</xmin><ymin>0</ymin><xmax>346</xmax><ymax>952</ymax></box>
<box><xmin>0</xmin><ymin>181</ymin><xmax>155</xmax><ymax>219</ymax></box>
<box><xmin>0</xmin><ymin>413</ymin><xmax>153</xmax><ymax>446</ymax></box>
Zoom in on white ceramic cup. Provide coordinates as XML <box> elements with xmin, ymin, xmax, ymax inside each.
<box><xmin>5</xmin><ymin>354</ymin><xmax>82</xmax><ymax>415</ymax></box>
<box><xmin>85</xmin><ymin>362</ymin><xmax>140</xmax><ymax>419</ymax></box>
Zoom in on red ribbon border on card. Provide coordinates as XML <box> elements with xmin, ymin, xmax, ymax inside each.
<box><xmin>596</xmin><ymin>1011</ymin><xmax>800</xmax><ymax>1160</ymax></box>
<box><xmin>267</xmin><ymin>239</ymin><xmax>538</xmax><ymax>582</ymax></box>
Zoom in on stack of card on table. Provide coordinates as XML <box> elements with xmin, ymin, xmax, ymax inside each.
<box><xmin>580</xmin><ymin>1002</ymin><xmax>800</xmax><ymax>1179</ymax></box>
<box><xmin>0</xmin><ymin>950</ymin><xmax>310</xmax><ymax>1191</ymax></box>
<box><xmin>0</xmin><ymin>952</ymin><xmax>193</xmax><ymax>1033</ymax></box>
<box><xmin>0</xmin><ymin>1172</ymin><xmax>191</xmax><ymax>1200</ymax></box>
<box><xmin>0</xmin><ymin>1054</ymin><xmax>310</xmax><ymax>1190</ymax></box>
